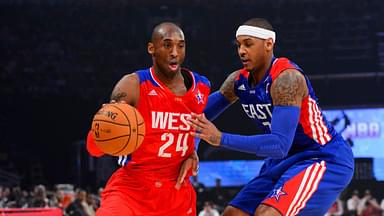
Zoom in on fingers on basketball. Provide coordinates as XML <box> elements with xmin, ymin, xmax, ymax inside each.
<box><xmin>91</xmin><ymin>103</ymin><xmax>145</xmax><ymax>156</ymax></box>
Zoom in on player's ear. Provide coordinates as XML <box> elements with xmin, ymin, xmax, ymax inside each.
<box><xmin>265</xmin><ymin>38</ymin><xmax>274</xmax><ymax>52</ymax></box>
<box><xmin>147</xmin><ymin>42</ymin><xmax>154</xmax><ymax>55</ymax></box>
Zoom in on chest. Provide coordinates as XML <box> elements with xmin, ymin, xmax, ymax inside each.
<box><xmin>138</xmin><ymin>83</ymin><xmax>207</xmax><ymax>125</ymax></box>
<box><xmin>235</xmin><ymin>77</ymin><xmax>274</xmax><ymax>127</ymax></box>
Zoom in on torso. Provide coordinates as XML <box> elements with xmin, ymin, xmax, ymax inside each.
<box><xmin>234</xmin><ymin>57</ymin><xmax>337</xmax><ymax>155</ymax></box>
<box><xmin>125</xmin><ymin>67</ymin><xmax>210</xmax><ymax>180</ymax></box>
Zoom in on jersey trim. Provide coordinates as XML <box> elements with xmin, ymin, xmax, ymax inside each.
<box><xmin>236</xmin><ymin>69</ymin><xmax>249</xmax><ymax>81</ymax></box>
<box><xmin>270</xmin><ymin>58</ymin><xmax>299</xmax><ymax>81</ymax></box>
<box><xmin>300</xmin><ymin>96</ymin><xmax>332</xmax><ymax>145</ymax></box>
<box><xmin>149</xmin><ymin>67</ymin><xmax>196</xmax><ymax>92</ymax></box>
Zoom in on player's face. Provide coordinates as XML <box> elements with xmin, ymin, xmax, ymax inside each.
<box><xmin>236</xmin><ymin>36</ymin><xmax>268</xmax><ymax>72</ymax></box>
<box><xmin>150</xmin><ymin>31</ymin><xmax>186</xmax><ymax>74</ymax></box>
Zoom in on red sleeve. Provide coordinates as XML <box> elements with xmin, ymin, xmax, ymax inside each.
<box><xmin>86</xmin><ymin>130</ymin><xmax>104</xmax><ymax>157</ymax></box>
<box><xmin>270</xmin><ymin>58</ymin><xmax>299</xmax><ymax>81</ymax></box>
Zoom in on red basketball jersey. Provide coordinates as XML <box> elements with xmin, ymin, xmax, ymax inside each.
<box><xmin>124</xmin><ymin>67</ymin><xmax>210</xmax><ymax>181</ymax></box>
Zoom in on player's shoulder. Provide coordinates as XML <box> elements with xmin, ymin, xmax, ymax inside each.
<box><xmin>272</xmin><ymin>57</ymin><xmax>302</xmax><ymax>71</ymax></box>
<box><xmin>270</xmin><ymin>57</ymin><xmax>303</xmax><ymax>81</ymax></box>
<box><xmin>133</xmin><ymin>68</ymin><xmax>151</xmax><ymax>83</ymax></box>
<box><xmin>227</xmin><ymin>69</ymin><xmax>244</xmax><ymax>82</ymax></box>
<box><xmin>117</xmin><ymin>72</ymin><xmax>139</xmax><ymax>86</ymax></box>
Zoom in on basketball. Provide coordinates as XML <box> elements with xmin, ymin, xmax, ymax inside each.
<box><xmin>91</xmin><ymin>103</ymin><xmax>145</xmax><ymax>156</ymax></box>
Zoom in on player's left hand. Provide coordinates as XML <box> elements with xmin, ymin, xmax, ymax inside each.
<box><xmin>175</xmin><ymin>151</ymin><xmax>199</xmax><ymax>190</ymax></box>
<box><xmin>187</xmin><ymin>113</ymin><xmax>222</xmax><ymax>147</ymax></box>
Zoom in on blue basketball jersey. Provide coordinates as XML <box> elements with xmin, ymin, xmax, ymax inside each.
<box><xmin>233</xmin><ymin>57</ymin><xmax>337</xmax><ymax>155</ymax></box>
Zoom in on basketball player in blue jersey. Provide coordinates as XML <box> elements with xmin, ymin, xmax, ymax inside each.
<box><xmin>187</xmin><ymin>18</ymin><xmax>354</xmax><ymax>216</ymax></box>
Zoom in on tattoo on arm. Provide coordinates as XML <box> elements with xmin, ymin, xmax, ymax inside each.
<box><xmin>271</xmin><ymin>70</ymin><xmax>307</xmax><ymax>106</ymax></box>
<box><xmin>219</xmin><ymin>71</ymin><xmax>239</xmax><ymax>103</ymax></box>
<box><xmin>110</xmin><ymin>88</ymin><xmax>128</xmax><ymax>102</ymax></box>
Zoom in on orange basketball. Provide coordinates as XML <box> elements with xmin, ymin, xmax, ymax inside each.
<box><xmin>91</xmin><ymin>103</ymin><xmax>145</xmax><ymax>156</ymax></box>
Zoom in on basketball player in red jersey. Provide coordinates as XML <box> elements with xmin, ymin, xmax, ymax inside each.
<box><xmin>86</xmin><ymin>22</ymin><xmax>211</xmax><ymax>215</ymax></box>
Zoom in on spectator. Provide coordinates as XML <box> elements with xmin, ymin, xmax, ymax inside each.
<box><xmin>6</xmin><ymin>186</ymin><xmax>28</xmax><ymax>208</ymax></box>
<box><xmin>206</xmin><ymin>178</ymin><xmax>227</xmax><ymax>212</ymax></box>
<box><xmin>347</xmin><ymin>190</ymin><xmax>360</xmax><ymax>216</ymax></box>
<box><xmin>192</xmin><ymin>175</ymin><xmax>207</xmax><ymax>211</ymax></box>
<box><xmin>198</xmin><ymin>201</ymin><xmax>220</xmax><ymax>216</ymax></box>
<box><xmin>358</xmin><ymin>190</ymin><xmax>382</xmax><ymax>216</ymax></box>
<box><xmin>29</xmin><ymin>184</ymin><xmax>50</xmax><ymax>208</ymax></box>
<box><xmin>84</xmin><ymin>193</ymin><xmax>96</xmax><ymax>216</ymax></box>
<box><xmin>0</xmin><ymin>186</ymin><xmax>10</xmax><ymax>208</ymax></box>
<box><xmin>66</xmin><ymin>189</ymin><xmax>91</xmax><ymax>216</ymax></box>
<box><xmin>362</xmin><ymin>199</ymin><xmax>382</xmax><ymax>216</ymax></box>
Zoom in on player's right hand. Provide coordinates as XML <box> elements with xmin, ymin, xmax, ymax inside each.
<box><xmin>175</xmin><ymin>151</ymin><xmax>199</xmax><ymax>190</ymax></box>
<box><xmin>187</xmin><ymin>113</ymin><xmax>222</xmax><ymax>147</ymax></box>
<box><xmin>86</xmin><ymin>130</ymin><xmax>104</xmax><ymax>157</ymax></box>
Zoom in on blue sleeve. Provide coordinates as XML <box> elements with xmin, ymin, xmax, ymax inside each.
<box><xmin>204</xmin><ymin>91</ymin><xmax>232</xmax><ymax>121</ymax></box>
<box><xmin>194</xmin><ymin>137</ymin><xmax>201</xmax><ymax>151</ymax></box>
<box><xmin>220</xmin><ymin>106</ymin><xmax>300</xmax><ymax>159</ymax></box>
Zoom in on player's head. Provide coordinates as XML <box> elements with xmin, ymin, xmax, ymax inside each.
<box><xmin>148</xmin><ymin>22</ymin><xmax>185</xmax><ymax>75</ymax></box>
<box><xmin>235</xmin><ymin>18</ymin><xmax>275</xmax><ymax>72</ymax></box>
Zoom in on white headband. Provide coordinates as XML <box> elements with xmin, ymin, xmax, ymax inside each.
<box><xmin>236</xmin><ymin>25</ymin><xmax>276</xmax><ymax>43</ymax></box>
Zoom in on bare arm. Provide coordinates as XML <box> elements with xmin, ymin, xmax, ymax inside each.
<box><xmin>110</xmin><ymin>73</ymin><xmax>140</xmax><ymax>107</ymax></box>
<box><xmin>219</xmin><ymin>70</ymin><xmax>240</xmax><ymax>103</ymax></box>
<box><xmin>270</xmin><ymin>69</ymin><xmax>308</xmax><ymax>107</ymax></box>
<box><xmin>87</xmin><ymin>73</ymin><xmax>139</xmax><ymax>157</ymax></box>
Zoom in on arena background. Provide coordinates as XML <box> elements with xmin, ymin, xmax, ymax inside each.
<box><xmin>1</xmin><ymin>0</ymin><xmax>384</xmax><ymax>214</ymax></box>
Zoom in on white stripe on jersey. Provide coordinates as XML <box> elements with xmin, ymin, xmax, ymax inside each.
<box><xmin>291</xmin><ymin>161</ymin><xmax>326</xmax><ymax>216</ymax></box>
<box><xmin>286</xmin><ymin>161</ymin><xmax>326</xmax><ymax>216</ymax></box>
<box><xmin>307</xmin><ymin>98</ymin><xmax>319</xmax><ymax>143</ymax></box>
<box><xmin>310</xmin><ymin>98</ymin><xmax>326</xmax><ymax>144</ymax></box>
<box><xmin>312</xmin><ymin>100</ymin><xmax>332</xmax><ymax>143</ymax></box>
<box><xmin>309</xmin><ymin>97</ymin><xmax>331</xmax><ymax>145</ymax></box>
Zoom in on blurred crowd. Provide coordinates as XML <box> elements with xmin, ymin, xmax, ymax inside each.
<box><xmin>1</xmin><ymin>180</ymin><xmax>384</xmax><ymax>216</ymax></box>
<box><xmin>0</xmin><ymin>184</ymin><xmax>101</xmax><ymax>216</ymax></box>
<box><xmin>325</xmin><ymin>190</ymin><xmax>384</xmax><ymax>216</ymax></box>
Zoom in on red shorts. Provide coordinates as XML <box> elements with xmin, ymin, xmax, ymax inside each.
<box><xmin>96</xmin><ymin>167</ymin><xmax>196</xmax><ymax>216</ymax></box>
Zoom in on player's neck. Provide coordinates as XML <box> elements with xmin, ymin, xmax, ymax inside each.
<box><xmin>250</xmin><ymin>55</ymin><xmax>273</xmax><ymax>85</ymax></box>
<box><xmin>152</xmin><ymin>65</ymin><xmax>187</xmax><ymax>95</ymax></box>
<box><xmin>153</xmin><ymin>65</ymin><xmax>181</xmax><ymax>84</ymax></box>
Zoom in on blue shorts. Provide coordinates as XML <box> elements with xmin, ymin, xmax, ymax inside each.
<box><xmin>229</xmin><ymin>135</ymin><xmax>354</xmax><ymax>215</ymax></box>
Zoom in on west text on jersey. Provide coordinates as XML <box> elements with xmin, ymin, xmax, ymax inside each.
<box><xmin>151</xmin><ymin>111</ymin><xmax>191</xmax><ymax>131</ymax></box>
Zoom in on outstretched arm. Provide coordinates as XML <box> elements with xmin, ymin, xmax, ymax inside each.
<box><xmin>188</xmin><ymin>69</ymin><xmax>308</xmax><ymax>159</ymax></box>
<box><xmin>204</xmin><ymin>71</ymin><xmax>239</xmax><ymax>120</ymax></box>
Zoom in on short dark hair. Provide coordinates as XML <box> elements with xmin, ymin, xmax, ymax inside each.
<box><xmin>243</xmin><ymin>18</ymin><xmax>274</xmax><ymax>31</ymax></box>
<box><xmin>151</xmin><ymin>22</ymin><xmax>182</xmax><ymax>43</ymax></box>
